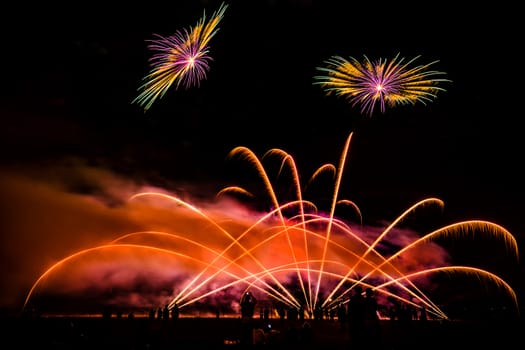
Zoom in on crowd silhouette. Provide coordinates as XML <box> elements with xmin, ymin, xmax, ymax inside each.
<box><xmin>18</xmin><ymin>288</ymin><xmax>506</xmax><ymax>349</ymax></box>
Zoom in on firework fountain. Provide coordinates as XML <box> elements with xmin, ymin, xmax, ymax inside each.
<box><xmin>23</xmin><ymin>132</ymin><xmax>519</xmax><ymax>320</ymax></box>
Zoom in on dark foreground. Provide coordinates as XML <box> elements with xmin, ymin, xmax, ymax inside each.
<box><xmin>4</xmin><ymin>316</ymin><xmax>523</xmax><ymax>349</ymax></box>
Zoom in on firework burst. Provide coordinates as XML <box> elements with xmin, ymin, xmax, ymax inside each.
<box><xmin>132</xmin><ymin>2</ymin><xmax>228</xmax><ymax>112</ymax></box>
<box><xmin>313</xmin><ymin>53</ymin><xmax>450</xmax><ymax>116</ymax></box>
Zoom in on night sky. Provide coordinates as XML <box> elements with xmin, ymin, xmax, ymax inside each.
<box><xmin>1</xmin><ymin>1</ymin><xmax>523</xmax><ymax>317</ymax></box>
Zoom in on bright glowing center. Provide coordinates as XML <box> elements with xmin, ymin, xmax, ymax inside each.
<box><xmin>375</xmin><ymin>84</ymin><xmax>383</xmax><ymax>92</ymax></box>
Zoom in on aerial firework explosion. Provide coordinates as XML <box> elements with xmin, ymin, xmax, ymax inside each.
<box><xmin>132</xmin><ymin>2</ymin><xmax>228</xmax><ymax>112</ymax></box>
<box><xmin>313</xmin><ymin>53</ymin><xmax>450</xmax><ymax>116</ymax></box>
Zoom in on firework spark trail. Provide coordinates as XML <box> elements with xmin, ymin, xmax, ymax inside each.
<box><xmin>348</xmin><ymin>220</ymin><xmax>519</xmax><ymax>318</ymax></box>
<box><xmin>26</xmin><ymin>242</ymin><xmax>303</xmax><ymax>312</ymax></box>
<box><xmin>23</xmin><ymin>214</ymin><xmax>444</xmax><ymax>319</ymax></box>
<box><xmin>271</xmin><ymin>217</ymin><xmax>421</xmax><ymax>309</ymax></box>
<box><xmin>23</xmin><ymin>244</ymin><xmax>216</xmax><ymax>310</ymax></box>
<box><xmin>23</xmin><ymin>132</ymin><xmax>520</xmax><ymax>319</ymax></box>
<box><xmin>263</xmin><ymin>149</ymin><xmax>314</xmax><ymax>313</ymax></box>
<box><xmin>177</xmin><ymin>219</ymin><xmax>360</xmax><ymax>309</ymax></box>
<box><xmin>283</xmin><ymin>212</ymin><xmax>448</xmax><ymax>317</ymax></box>
<box><xmin>305</xmin><ymin>164</ymin><xmax>363</xmax><ymax>224</ymax></box>
<box><xmin>23</xmin><ymin>215</ymin><xmax>433</xmax><ymax>316</ymax></box>
<box><xmin>314</xmin><ymin>132</ymin><xmax>352</xmax><ymax>309</ymax></box>
<box><xmin>184</xmin><ymin>260</ymin><xmax>366</xmax><ymax>310</ymax></box>
<box><xmin>132</xmin><ymin>2</ymin><xmax>228</xmax><ymax>111</ymax></box>
<box><xmin>323</xmin><ymin>197</ymin><xmax>445</xmax><ymax>307</ymax></box>
<box><xmin>374</xmin><ymin>266</ymin><xmax>519</xmax><ymax>316</ymax></box>
<box><xmin>159</xmin><ymin>198</ymin><xmax>367</xmax><ymax>311</ymax></box>
<box><xmin>111</xmin><ymin>231</ymin><xmax>301</xmax><ymax>308</ymax></box>
<box><xmin>232</xmin><ymin>148</ymin><xmax>363</xmax><ymax>314</ymax></box>
<box><xmin>226</xmin><ymin>147</ymin><xmax>312</xmax><ymax>311</ymax></box>
<box><xmin>164</xmin><ymin>199</ymin><xmax>322</xmax><ymax>310</ymax></box>
<box><xmin>168</xmin><ymin>208</ymin><xmax>303</xmax><ymax>308</ymax></box>
<box><xmin>178</xmin><ymin>211</ymin><xmax>361</xmax><ymax>310</ymax></box>
<box><xmin>217</xmin><ymin>186</ymin><xmax>255</xmax><ymax>199</ymax></box>
<box><xmin>313</xmin><ymin>53</ymin><xmax>450</xmax><ymax>116</ymax></box>
<box><xmin>182</xmin><ymin>198</ymin><xmax>443</xmax><ymax>317</ymax></box>
<box><xmin>182</xmin><ymin>256</ymin><xmax>471</xmax><ymax>321</ymax></box>
<box><xmin>111</xmin><ymin>230</ymin><xmax>295</xmax><ymax>305</ymax></box>
<box><xmin>225</xmin><ymin>134</ymin><xmax>517</xmax><ymax>317</ymax></box>
<box><xmin>128</xmin><ymin>192</ymin><xmax>301</xmax><ymax>310</ymax></box>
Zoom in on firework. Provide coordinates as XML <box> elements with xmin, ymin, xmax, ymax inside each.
<box><xmin>24</xmin><ymin>132</ymin><xmax>519</xmax><ymax>320</ymax></box>
<box><xmin>132</xmin><ymin>2</ymin><xmax>228</xmax><ymax>112</ymax></box>
<box><xmin>313</xmin><ymin>53</ymin><xmax>450</xmax><ymax>116</ymax></box>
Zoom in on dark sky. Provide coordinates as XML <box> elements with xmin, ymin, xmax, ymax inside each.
<box><xmin>1</xmin><ymin>1</ymin><xmax>523</xmax><ymax>316</ymax></box>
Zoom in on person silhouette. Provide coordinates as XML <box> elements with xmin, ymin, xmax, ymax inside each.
<box><xmin>163</xmin><ymin>304</ymin><xmax>169</xmax><ymax>320</ymax></box>
<box><xmin>363</xmin><ymin>287</ymin><xmax>382</xmax><ymax>348</ymax></box>
<box><xmin>240</xmin><ymin>291</ymin><xmax>257</xmax><ymax>318</ymax></box>
<box><xmin>337</xmin><ymin>302</ymin><xmax>346</xmax><ymax>331</ymax></box>
<box><xmin>347</xmin><ymin>286</ymin><xmax>365</xmax><ymax>346</ymax></box>
<box><xmin>171</xmin><ymin>303</ymin><xmax>179</xmax><ymax>321</ymax></box>
<box><xmin>419</xmin><ymin>305</ymin><xmax>427</xmax><ymax>321</ymax></box>
<box><xmin>239</xmin><ymin>291</ymin><xmax>258</xmax><ymax>345</ymax></box>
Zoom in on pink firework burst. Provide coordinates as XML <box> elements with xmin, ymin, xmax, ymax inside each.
<box><xmin>133</xmin><ymin>2</ymin><xmax>228</xmax><ymax>112</ymax></box>
<box><xmin>314</xmin><ymin>53</ymin><xmax>450</xmax><ymax>117</ymax></box>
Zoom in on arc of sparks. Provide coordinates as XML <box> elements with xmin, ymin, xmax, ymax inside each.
<box><xmin>324</xmin><ymin>197</ymin><xmax>445</xmax><ymax>306</ymax></box>
<box><xmin>227</xmin><ymin>147</ymin><xmax>314</xmax><ymax>312</ymax></box>
<box><xmin>25</xmin><ymin>131</ymin><xmax>520</xmax><ymax>320</ymax></box>
<box><xmin>129</xmin><ymin>192</ymin><xmax>304</xmax><ymax>310</ymax></box>
<box><xmin>314</xmin><ymin>132</ymin><xmax>353</xmax><ymax>308</ymax></box>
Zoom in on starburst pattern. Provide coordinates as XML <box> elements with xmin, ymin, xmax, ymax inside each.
<box><xmin>314</xmin><ymin>53</ymin><xmax>450</xmax><ymax>116</ymax></box>
<box><xmin>132</xmin><ymin>2</ymin><xmax>228</xmax><ymax>112</ymax></box>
